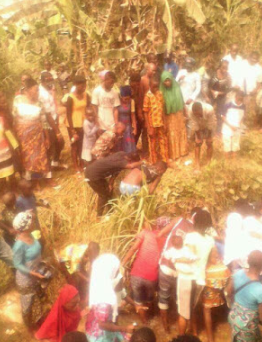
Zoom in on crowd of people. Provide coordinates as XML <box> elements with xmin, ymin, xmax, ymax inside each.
<box><xmin>1</xmin><ymin>45</ymin><xmax>262</xmax><ymax>342</ymax></box>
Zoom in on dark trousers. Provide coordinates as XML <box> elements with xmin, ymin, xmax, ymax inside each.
<box><xmin>48</xmin><ymin>129</ymin><xmax>65</xmax><ymax>163</ymax></box>
<box><xmin>88</xmin><ymin>179</ymin><xmax>111</xmax><ymax>216</ymax></box>
<box><xmin>135</xmin><ymin>119</ymin><xmax>149</xmax><ymax>156</ymax></box>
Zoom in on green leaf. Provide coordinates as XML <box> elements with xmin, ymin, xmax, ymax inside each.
<box><xmin>185</xmin><ymin>0</ymin><xmax>206</xmax><ymax>24</ymax></box>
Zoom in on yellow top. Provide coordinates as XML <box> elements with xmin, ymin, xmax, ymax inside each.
<box><xmin>66</xmin><ymin>93</ymin><xmax>87</xmax><ymax>128</ymax></box>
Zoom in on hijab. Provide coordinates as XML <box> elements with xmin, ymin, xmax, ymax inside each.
<box><xmin>89</xmin><ymin>253</ymin><xmax>120</xmax><ymax>318</ymax></box>
<box><xmin>35</xmin><ymin>285</ymin><xmax>81</xmax><ymax>342</ymax></box>
<box><xmin>160</xmin><ymin>71</ymin><xmax>184</xmax><ymax>114</ymax></box>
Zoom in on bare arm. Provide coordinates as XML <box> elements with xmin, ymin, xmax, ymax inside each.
<box><xmin>66</xmin><ymin>97</ymin><xmax>74</xmax><ymax>133</ymax></box>
<box><xmin>148</xmin><ymin>176</ymin><xmax>161</xmax><ymax>194</ymax></box>
<box><xmin>114</xmin><ymin>107</ymin><xmax>119</xmax><ymax>124</ymax></box>
<box><xmin>99</xmin><ymin>321</ymin><xmax>133</xmax><ymax>333</ymax></box>
<box><xmin>121</xmin><ymin>239</ymin><xmax>141</xmax><ymax>267</ymax></box>
<box><xmin>157</xmin><ymin>218</ymin><xmax>179</xmax><ymax>238</ymax></box>
<box><xmin>125</xmin><ymin>161</ymin><xmax>143</xmax><ymax>169</ymax></box>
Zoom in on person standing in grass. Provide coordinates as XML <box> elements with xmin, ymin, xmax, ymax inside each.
<box><xmin>92</xmin><ymin>71</ymin><xmax>120</xmax><ymax>131</ymax></box>
<box><xmin>118</xmin><ymin>86</ymin><xmax>137</xmax><ymax>153</ymax></box>
<box><xmin>143</xmin><ymin>77</ymin><xmax>169</xmax><ymax>164</ymax></box>
<box><xmin>222</xmin><ymin>90</ymin><xmax>245</xmax><ymax>158</ymax></box>
<box><xmin>66</xmin><ymin>76</ymin><xmax>89</xmax><ymax>173</ymax></box>
<box><xmin>227</xmin><ymin>250</ymin><xmax>262</xmax><ymax>342</ymax></box>
<box><xmin>160</xmin><ymin>71</ymin><xmax>187</xmax><ymax>162</ymax></box>
<box><xmin>121</xmin><ymin>220</ymin><xmax>167</xmax><ymax>323</ymax></box>
<box><xmin>189</xmin><ymin>102</ymin><xmax>217</xmax><ymax>170</ymax></box>
<box><xmin>81</xmin><ymin>107</ymin><xmax>100</xmax><ymax>166</ymax></box>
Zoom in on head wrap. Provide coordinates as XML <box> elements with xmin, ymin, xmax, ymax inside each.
<box><xmin>35</xmin><ymin>285</ymin><xmax>81</xmax><ymax>342</ymax></box>
<box><xmin>13</xmin><ymin>212</ymin><xmax>32</xmax><ymax>232</ymax></box>
<box><xmin>120</xmin><ymin>85</ymin><xmax>132</xmax><ymax>97</ymax></box>
<box><xmin>89</xmin><ymin>253</ymin><xmax>120</xmax><ymax>320</ymax></box>
<box><xmin>160</xmin><ymin>71</ymin><xmax>184</xmax><ymax>114</ymax></box>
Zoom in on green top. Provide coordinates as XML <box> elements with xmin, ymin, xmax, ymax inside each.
<box><xmin>160</xmin><ymin>71</ymin><xmax>184</xmax><ymax>115</ymax></box>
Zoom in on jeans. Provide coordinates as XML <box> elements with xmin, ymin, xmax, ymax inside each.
<box><xmin>0</xmin><ymin>237</ymin><xmax>13</xmax><ymax>267</ymax></box>
<box><xmin>88</xmin><ymin>179</ymin><xmax>111</xmax><ymax>216</ymax></box>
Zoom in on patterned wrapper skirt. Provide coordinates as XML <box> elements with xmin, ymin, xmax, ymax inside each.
<box><xmin>166</xmin><ymin>111</ymin><xmax>188</xmax><ymax>160</ymax></box>
<box><xmin>16</xmin><ymin>257</ymin><xmax>42</xmax><ymax>326</ymax></box>
<box><xmin>15</xmin><ymin>119</ymin><xmax>49</xmax><ymax>174</ymax></box>
<box><xmin>229</xmin><ymin>302</ymin><xmax>262</xmax><ymax>342</ymax></box>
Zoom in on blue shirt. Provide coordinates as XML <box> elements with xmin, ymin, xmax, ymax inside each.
<box><xmin>234</xmin><ymin>269</ymin><xmax>262</xmax><ymax>310</ymax></box>
<box><xmin>13</xmin><ymin>238</ymin><xmax>42</xmax><ymax>274</ymax></box>
<box><xmin>164</xmin><ymin>62</ymin><xmax>179</xmax><ymax>78</ymax></box>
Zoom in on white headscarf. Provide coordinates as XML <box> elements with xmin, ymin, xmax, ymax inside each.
<box><xmin>13</xmin><ymin>211</ymin><xmax>32</xmax><ymax>232</ymax></box>
<box><xmin>89</xmin><ymin>253</ymin><xmax>120</xmax><ymax>314</ymax></box>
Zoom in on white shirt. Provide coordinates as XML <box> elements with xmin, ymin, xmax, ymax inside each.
<box><xmin>222</xmin><ymin>54</ymin><xmax>244</xmax><ymax>89</ymax></box>
<box><xmin>222</xmin><ymin>101</ymin><xmax>245</xmax><ymax>137</ymax></box>
<box><xmin>39</xmin><ymin>84</ymin><xmax>57</xmax><ymax>120</ymax></box>
<box><xmin>184</xmin><ymin>232</ymin><xmax>214</xmax><ymax>285</ymax></box>
<box><xmin>176</xmin><ymin>70</ymin><xmax>201</xmax><ymax>102</ymax></box>
<box><xmin>164</xmin><ymin>246</ymin><xmax>197</xmax><ymax>279</ymax></box>
<box><xmin>243</xmin><ymin>60</ymin><xmax>262</xmax><ymax>94</ymax></box>
<box><xmin>92</xmin><ymin>85</ymin><xmax>120</xmax><ymax>131</ymax></box>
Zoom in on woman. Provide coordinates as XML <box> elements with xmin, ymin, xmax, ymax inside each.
<box><xmin>66</xmin><ymin>76</ymin><xmax>89</xmax><ymax>172</ymax></box>
<box><xmin>160</xmin><ymin>71</ymin><xmax>187</xmax><ymax>161</ymax></box>
<box><xmin>86</xmin><ymin>253</ymin><xmax>134</xmax><ymax>342</ymax></box>
<box><xmin>227</xmin><ymin>250</ymin><xmax>262</xmax><ymax>342</ymax></box>
<box><xmin>0</xmin><ymin>91</ymin><xmax>19</xmax><ymax>185</ymax></box>
<box><xmin>13</xmin><ymin>78</ymin><xmax>51</xmax><ymax>181</ymax></box>
<box><xmin>36</xmin><ymin>284</ymin><xmax>81</xmax><ymax>342</ymax></box>
<box><xmin>12</xmin><ymin>211</ymin><xmax>45</xmax><ymax>326</ymax></box>
<box><xmin>209</xmin><ymin>60</ymin><xmax>231</xmax><ymax>133</ymax></box>
<box><xmin>118</xmin><ymin>86</ymin><xmax>137</xmax><ymax>153</ymax></box>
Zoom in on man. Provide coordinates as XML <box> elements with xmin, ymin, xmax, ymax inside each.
<box><xmin>189</xmin><ymin>102</ymin><xmax>217</xmax><ymax>169</ymax></box>
<box><xmin>164</xmin><ymin>51</ymin><xmax>179</xmax><ymax>79</ymax></box>
<box><xmin>39</xmin><ymin>72</ymin><xmax>65</xmax><ymax>169</ymax></box>
<box><xmin>176</xmin><ymin>57</ymin><xmax>201</xmax><ymax>105</ymax></box>
<box><xmin>41</xmin><ymin>60</ymin><xmax>58</xmax><ymax>80</ymax></box>
<box><xmin>130</xmin><ymin>72</ymin><xmax>142</xmax><ymax>145</ymax></box>
<box><xmin>91</xmin><ymin>122</ymin><xmax>126</xmax><ymax>160</ymax></box>
<box><xmin>85</xmin><ymin>152</ymin><xmax>142</xmax><ymax>216</ymax></box>
<box><xmin>223</xmin><ymin>44</ymin><xmax>244</xmax><ymax>90</ymax></box>
<box><xmin>138</xmin><ymin>63</ymin><xmax>157</xmax><ymax>157</ymax></box>
<box><xmin>92</xmin><ymin>71</ymin><xmax>120</xmax><ymax>131</ymax></box>
<box><xmin>57</xmin><ymin>63</ymin><xmax>71</xmax><ymax>94</ymax></box>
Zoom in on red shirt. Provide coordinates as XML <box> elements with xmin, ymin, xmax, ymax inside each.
<box><xmin>130</xmin><ymin>229</ymin><xmax>161</xmax><ymax>282</ymax></box>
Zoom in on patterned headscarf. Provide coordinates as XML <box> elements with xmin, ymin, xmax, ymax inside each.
<box><xmin>13</xmin><ymin>212</ymin><xmax>33</xmax><ymax>232</ymax></box>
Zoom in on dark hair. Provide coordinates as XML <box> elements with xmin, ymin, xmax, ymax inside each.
<box><xmin>88</xmin><ymin>241</ymin><xmax>100</xmax><ymax>254</ymax></box>
<box><xmin>21</xmin><ymin>72</ymin><xmax>32</xmax><ymax>78</ymax></box>
<box><xmin>192</xmin><ymin>102</ymin><xmax>202</xmax><ymax>111</ymax></box>
<box><xmin>146</xmin><ymin>53</ymin><xmax>156</xmax><ymax>63</ymax></box>
<box><xmin>234</xmin><ymin>199</ymin><xmax>254</xmax><ymax>216</ymax></box>
<box><xmin>130</xmin><ymin>72</ymin><xmax>141</xmax><ymax>83</ymax></box>
<box><xmin>169</xmin><ymin>335</ymin><xmax>202</xmax><ymax>342</ymax></box>
<box><xmin>41</xmin><ymin>71</ymin><xmax>53</xmax><ymax>82</ymax></box>
<box><xmin>235</xmin><ymin>90</ymin><xmax>245</xmax><ymax>98</ymax></box>
<box><xmin>190</xmin><ymin>207</ymin><xmax>202</xmax><ymax>217</ymax></box>
<box><xmin>131</xmin><ymin>328</ymin><xmax>156</xmax><ymax>342</ymax></box>
<box><xmin>154</xmin><ymin>161</ymin><xmax>167</xmax><ymax>172</ymax></box>
<box><xmin>73</xmin><ymin>75</ymin><xmax>86</xmax><ymax>85</ymax></box>
<box><xmin>250</xmin><ymin>51</ymin><xmax>260</xmax><ymax>59</ymax></box>
<box><xmin>149</xmin><ymin>76</ymin><xmax>160</xmax><ymax>86</ymax></box>
<box><xmin>194</xmin><ymin>209</ymin><xmax>213</xmax><ymax>233</ymax></box>
<box><xmin>248</xmin><ymin>250</ymin><xmax>262</xmax><ymax>270</ymax></box>
<box><xmin>25</xmin><ymin>78</ymin><xmax>38</xmax><ymax>89</ymax></box>
<box><xmin>104</xmin><ymin>71</ymin><xmax>116</xmax><ymax>81</ymax></box>
<box><xmin>62</xmin><ymin>331</ymin><xmax>88</xmax><ymax>342</ymax></box>
<box><xmin>18</xmin><ymin>179</ymin><xmax>32</xmax><ymax>190</ymax></box>
<box><xmin>218</xmin><ymin>59</ymin><xmax>229</xmax><ymax>69</ymax></box>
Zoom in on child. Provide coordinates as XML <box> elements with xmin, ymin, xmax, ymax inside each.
<box><xmin>202</xmin><ymin>247</ymin><xmax>230</xmax><ymax>342</ymax></box>
<box><xmin>121</xmin><ymin>221</ymin><xmax>165</xmax><ymax>323</ymax></box>
<box><xmin>0</xmin><ymin>192</ymin><xmax>17</xmax><ymax>246</ymax></box>
<box><xmin>143</xmin><ymin>77</ymin><xmax>169</xmax><ymax>164</ymax></box>
<box><xmin>222</xmin><ymin>90</ymin><xmax>245</xmax><ymax>157</ymax></box>
<box><xmin>118</xmin><ymin>86</ymin><xmax>137</xmax><ymax>153</ymax></box>
<box><xmin>81</xmin><ymin>107</ymin><xmax>99</xmax><ymax>165</ymax></box>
